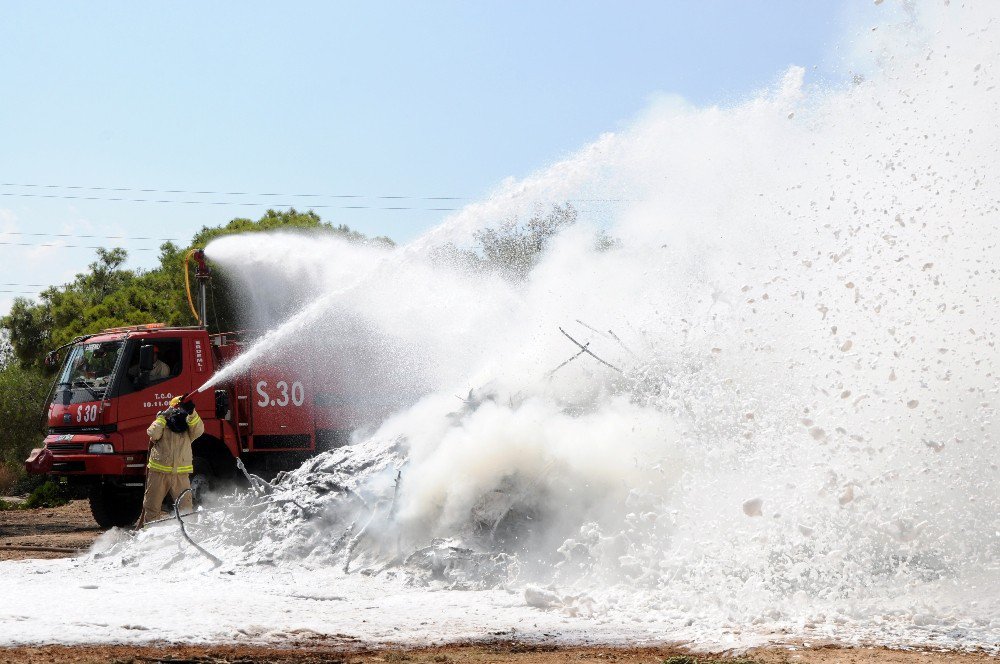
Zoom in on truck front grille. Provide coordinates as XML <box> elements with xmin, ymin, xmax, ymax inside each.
<box><xmin>46</xmin><ymin>442</ymin><xmax>85</xmax><ymax>453</ymax></box>
<box><xmin>47</xmin><ymin>424</ymin><xmax>117</xmax><ymax>435</ymax></box>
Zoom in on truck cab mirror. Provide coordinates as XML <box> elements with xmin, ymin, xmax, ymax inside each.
<box><xmin>139</xmin><ymin>345</ymin><xmax>155</xmax><ymax>372</ymax></box>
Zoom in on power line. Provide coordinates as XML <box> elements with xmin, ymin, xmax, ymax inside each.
<box><xmin>0</xmin><ymin>240</ymin><xmax>155</xmax><ymax>251</ymax></box>
<box><xmin>0</xmin><ymin>191</ymin><xmax>460</xmax><ymax>211</ymax></box>
<box><xmin>0</xmin><ymin>282</ymin><xmax>47</xmax><ymax>287</ymax></box>
<box><xmin>1</xmin><ymin>182</ymin><xmax>467</xmax><ymax>201</ymax></box>
<box><xmin>0</xmin><ymin>183</ymin><xmax>631</xmax><ymax>209</ymax></box>
<box><xmin>1</xmin><ymin>231</ymin><xmax>178</xmax><ymax>241</ymax></box>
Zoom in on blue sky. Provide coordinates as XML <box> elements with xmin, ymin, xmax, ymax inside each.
<box><xmin>0</xmin><ymin>1</ymin><xmax>862</xmax><ymax>314</ymax></box>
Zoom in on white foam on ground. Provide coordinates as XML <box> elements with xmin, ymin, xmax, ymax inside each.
<box><xmin>2</xmin><ymin>553</ymin><xmax>996</xmax><ymax>651</ymax></box>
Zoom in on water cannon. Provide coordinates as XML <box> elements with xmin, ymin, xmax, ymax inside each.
<box><xmin>192</xmin><ymin>249</ymin><xmax>210</xmax><ymax>280</ymax></box>
<box><xmin>184</xmin><ymin>249</ymin><xmax>212</xmax><ymax>328</ymax></box>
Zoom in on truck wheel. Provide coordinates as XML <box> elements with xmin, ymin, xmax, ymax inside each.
<box><xmin>189</xmin><ymin>457</ymin><xmax>213</xmax><ymax>506</ymax></box>
<box><xmin>88</xmin><ymin>483</ymin><xmax>143</xmax><ymax>529</ymax></box>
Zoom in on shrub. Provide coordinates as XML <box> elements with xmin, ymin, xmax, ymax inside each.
<box><xmin>9</xmin><ymin>472</ymin><xmax>45</xmax><ymax>497</ymax></box>
<box><xmin>22</xmin><ymin>480</ymin><xmax>70</xmax><ymax>509</ymax></box>
<box><xmin>0</xmin><ymin>464</ymin><xmax>16</xmax><ymax>495</ymax></box>
<box><xmin>0</xmin><ymin>364</ymin><xmax>50</xmax><ymax>491</ymax></box>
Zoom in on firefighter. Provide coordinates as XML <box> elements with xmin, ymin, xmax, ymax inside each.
<box><xmin>128</xmin><ymin>344</ymin><xmax>170</xmax><ymax>383</ymax></box>
<box><xmin>135</xmin><ymin>395</ymin><xmax>204</xmax><ymax>528</ymax></box>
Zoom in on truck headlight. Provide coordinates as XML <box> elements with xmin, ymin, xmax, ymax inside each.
<box><xmin>88</xmin><ymin>443</ymin><xmax>114</xmax><ymax>454</ymax></box>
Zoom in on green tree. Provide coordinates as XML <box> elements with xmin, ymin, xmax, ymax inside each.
<box><xmin>0</xmin><ymin>364</ymin><xmax>51</xmax><ymax>493</ymax></box>
<box><xmin>431</xmin><ymin>203</ymin><xmax>580</xmax><ymax>282</ymax></box>
<box><xmin>0</xmin><ymin>330</ymin><xmax>12</xmax><ymax>369</ymax></box>
<box><xmin>78</xmin><ymin>247</ymin><xmax>130</xmax><ymax>299</ymax></box>
<box><xmin>3</xmin><ymin>297</ymin><xmax>53</xmax><ymax>369</ymax></box>
<box><xmin>1</xmin><ymin>245</ymin><xmax>196</xmax><ymax>368</ymax></box>
<box><xmin>190</xmin><ymin>208</ymin><xmax>393</xmax><ymax>249</ymax></box>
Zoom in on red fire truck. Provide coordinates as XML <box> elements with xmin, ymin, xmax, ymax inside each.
<box><xmin>24</xmin><ymin>252</ymin><xmax>352</xmax><ymax>527</ymax></box>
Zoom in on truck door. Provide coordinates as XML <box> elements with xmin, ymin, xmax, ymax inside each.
<box><xmin>114</xmin><ymin>338</ymin><xmax>189</xmax><ymax>454</ymax></box>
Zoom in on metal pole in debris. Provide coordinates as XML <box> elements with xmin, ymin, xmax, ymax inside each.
<box><xmin>558</xmin><ymin>327</ymin><xmax>624</xmax><ymax>374</ymax></box>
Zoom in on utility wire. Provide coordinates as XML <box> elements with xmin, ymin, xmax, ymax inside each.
<box><xmin>0</xmin><ymin>183</ymin><xmax>630</xmax><ymax>207</ymax></box>
<box><xmin>0</xmin><ymin>240</ymin><xmax>155</xmax><ymax>250</ymax></box>
<box><xmin>1</xmin><ymin>231</ymin><xmax>178</xmax><ymax>241</ymax></box>
<box><xmin>0</xmin><ymin>192</ymin><xmax>459</xmax><ymax>211</ymax></box>
<box><xmin>0</xmin><ymin>182</ymin><xmax>467</xmax><ymax>201</ymax></box>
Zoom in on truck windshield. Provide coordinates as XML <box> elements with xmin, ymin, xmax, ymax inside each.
<box><xmin>55</xmin><ymin>341</ymin><xmax>124</xmax><ymax>405</ymax></box>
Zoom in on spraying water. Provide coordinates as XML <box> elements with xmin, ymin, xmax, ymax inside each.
<box><xmin>194</xmin><ymin>237</ymin><xmax>397</xmax><ymax>394</ymax></box>
<box><xmin>84</xmin><ymin>1</ymin><xmax>1000</xmax><ymax>650</ymax></box>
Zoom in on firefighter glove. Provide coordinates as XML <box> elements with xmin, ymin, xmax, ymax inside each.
<box><xmin>169</xmin><ymin>394</ymin><xmax>195</xmax><ymax>413</ymax></box>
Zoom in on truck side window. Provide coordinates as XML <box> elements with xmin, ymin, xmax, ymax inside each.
<box><xmin>120</xmin><ymin>339</ymin><xmax>183</xmax><ymax>394</ymax></box>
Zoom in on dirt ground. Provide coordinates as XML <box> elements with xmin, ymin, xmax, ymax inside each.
<box><xmin>0</xmin><ymin>642</ymin><xmax>995</xmax><ymax>664</ymax></box>
<box><xmin>0</xmin><ymin>503</ymin><xmax>995</xmax><ymax>663</ymax></box>
<box><xmin>0</xmin><ymin>499</ymin><xmax>103</xmax><ymax>560</ymax></box>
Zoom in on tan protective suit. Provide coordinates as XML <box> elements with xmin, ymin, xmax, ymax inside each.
<box><xmin>139</xmin><ymin>407</ymin><xmax>204</xmax><ymax>525</ymax></box>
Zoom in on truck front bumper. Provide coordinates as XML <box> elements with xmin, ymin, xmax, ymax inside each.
<box><xmin>26</xmin><ymin>434</ymin><xmax>147</xmax><ymax>478</ymax></box>
<box><xmin>51</xmin><ymin>454</ymin><xmax>147</xmax><ymax>476</ymax></box>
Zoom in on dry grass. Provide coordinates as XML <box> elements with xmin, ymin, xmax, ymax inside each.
<box><xmin>0</xmin><ymin>464</ymin><xmax>16</xmax><ymax>495</ymax></box>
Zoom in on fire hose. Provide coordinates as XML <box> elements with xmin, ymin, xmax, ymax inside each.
<box><xmin>173</xmin><ymin>488</ymin><xmax>222</xmax><ymax>567</ymax></box>
<box><xmin>169</xmin><ymin>464</ymin><xmax>305</xmax><ymax>567</ymax></box>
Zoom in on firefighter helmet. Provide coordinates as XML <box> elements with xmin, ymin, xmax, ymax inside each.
<box><xmin>164</xmin><ymin>406</ymin><xmax>189</xmax><ymax>433</ymax></box>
